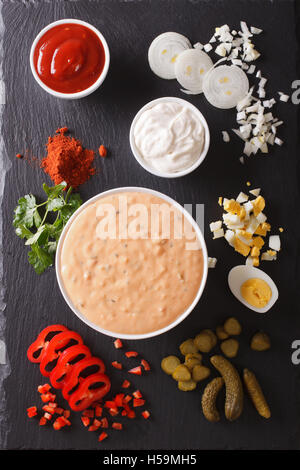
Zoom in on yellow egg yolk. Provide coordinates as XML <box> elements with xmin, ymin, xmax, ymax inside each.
<box><xmin>240</xmin><ymin>278</ymin><xmax>272</xmax><ymax>308</ymax></box>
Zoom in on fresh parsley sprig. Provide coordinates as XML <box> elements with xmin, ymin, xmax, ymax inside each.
<box><xmin>13</xmin><ymin>182</ymin><xmax>82</xmax><ymax>274</ymax></box>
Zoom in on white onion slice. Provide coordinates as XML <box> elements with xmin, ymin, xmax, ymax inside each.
<box><xmin>148</xmin><ymin>32</ymin><xmax>191</xmax><ymax>79</ymax></box>
<box><xmin>203</xmin><ymin>65</ymin><xmax>249</xmax><ymax>109</ymax></box>
<box><xmin>175</xmin><ymin>48</ymin><xmax>213</xmax><ymax>94</ymax></box>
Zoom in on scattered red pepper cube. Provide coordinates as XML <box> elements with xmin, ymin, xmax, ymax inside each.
<box><xmin>16</xmin><ymin>153</ymin><xmax>23</xmax><ymax>159</ymax></box>
<box><xmin>133</xmin><ymin>390</ymin><xmax>142</xmax><ymax>399</ymax></box>
<box><xmin>55</xmin><ymin>407</ymin><xmax>64</xmax><ymax>415</ymax></box>
<box><xmin>44</xmin><ymin>412</ymin><xmax>52</xmax><ymax>420</ymax></box>
<box><xmin>114</xmin><ymin>393</ymin><xmax>125</xmax><ymax>407</ymax></box>
<box><xmin>109</xmin><ymin>408</ymin><xmax>119</xmax><ymax>416</ymax></box>
<box><xmin>127</xmin><ymin>410</ymin><xmax>136</xmax><ymax>419</ymax></box>
<box><xmin>105</xmin><ymin>400</ymin><xmax>117</xmax><ymax>409</ymax></box>
<box><xmin>133</xmin><ymin>398</ymin><xmax>145</xmax><ymax>408</ymax></box>
<box><xmin>125</xmin><ymin>351</ymin><xmax>139</xmax><ymax>358</ymax></box>
<box><xmin>123</xmin><ymin>395</ymin><xmax>132</xmax><ymax>403</ymax></box>
<box><xmin>111</xmin><ymin>361</ymin><xmax>122</xmax><ymax>370</ymax></box>
<box><xmin>98</xmin><ymin>431</ymin><xmax>108</xmax><ymax>442</ymax></box>
<box><xmin>112</xmin><ymin>422</ymin><xmax>123</xmax><ymax>430</ymax></box>
<box><xmin>88</xmin><ymin>424</ymin><xmax>99</xmax><ymax>431</ymax></box>
<box><xmin>99</xmin><ymin>145</ymin><xmax>107</xmax><ymax>158</ymax></box>
<box><xmin>42</xmin><ymin>405</ymin><xmax>56</xmax><ymax>414</ymax></box>
<box><xmin>63</xmin><ymin>410</ymin><xmax>70</xmax><ymax>418</ymax></box>
<box><xmin>121</xmin><ymin>410</ymin><xmax>127</xmax><ymax>416</ymax></box>
<box><xmin>95</xmin><ymin>405</ymin><xmax>103</xmax><ymax>417</ymax></box>
<box><xmin>40</xmin><ymin>392</ymin><xmax>56</xmax><ymax>403</ymax></box>
<box><xmin>53</xmin><ymin>418</ymin><xmax>63</xmax><ymax>430</ymax></box>
<box><xmin>27</xmin><ymin>406</ymin><xmax>37</xmax><ymax>418</ymax></box>
<box><xmin>142</xmin><ymin>410</ymin><xmax>150</xmax><ymax>419</ymax></box>
<box><xmin>122</xmin><ymin>380</ymin><xmax>131</xmax><ymax>389</ymax></box>
<box><xmin>60</xmin><ymin>416</ymin><xmax>71</xmax><ymax>426</ymax></box>
<box><xmin>81</xmin><ymin>416</ymin><xmax>90</xmax><ymax>427</ymax></box>
<box><xmin>128</xmin><ymin>366</ymin><xmax>142</xmax><ymax>375</ymax></box>
<box><xmin>39</xmin><ymin>417</ymin><xmax>47</xmax><ymax>426</ymax></box>
<box><xmin>141</xmin><ymin>359</ymin><xmax>151</xmax><ymax>371</ymax></box>
<box><xmin>101</xmin><ymin>417</ymin><xmax>109</xmax><ymax>428</ymax></box>
<box><xmin>82</xmin><ymin>409</ymin><xmax>94</xmax><ymax>418</ymax></box>
<box><xmin>38</xmin><ymin>384</ymin><xmax>51</xmax><ymax>394</ymax></box>
<box><xmin>47</xmin><ymin>402</ymin><xmax>57</xmax><ymax>409</ymax></box>
<box><xmin>114</xmin><ymin>338</ymin><xmax>123</xmax><ymax>349</ymax></box>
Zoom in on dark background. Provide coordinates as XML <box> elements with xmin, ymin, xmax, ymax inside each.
<box><xmin>2</xmin><ymin>0</ymin><xmax>300</xmax><ymax>450</ymax></box>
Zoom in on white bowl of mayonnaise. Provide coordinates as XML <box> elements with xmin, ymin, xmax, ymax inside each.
<box><xmin>129</xmin><ymin>97</ymin><xmax>210</xmax><ymax>178</ymax></box>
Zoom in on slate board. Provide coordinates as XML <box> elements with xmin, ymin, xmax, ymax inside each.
<box><xmin>2</xmin><ymin>0</ymin><xmax>300</xmax><ymax>450</ymax></box>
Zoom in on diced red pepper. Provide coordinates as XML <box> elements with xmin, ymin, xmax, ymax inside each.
<box><xmin>101</xmin><ymin>417</ymin><xmax>109</xmax><ymax>428</ymax></box>
<box><xmin>63</xmin><ymin>410</ymin><xmax>70</xmax><ymax>418</ymax></box>
<box><xmin>82</xmin><ymin>409</ymin><xmax>94</xmax><ymax>418</ymax></box>
<box><xmin>37</xmin><ymin>383</ymin><xmax>51</xmax><ymax>394</ymax></box>
<box><xmin>109</xmin><ymin>408</ymin><xmax>119</xmax><ymax>416</ymax></box>
<box><xmin>55</xmin><ymin>407</ymin><xmax>64</xmax><ymax>415</ymax></box>
<box><xmin>127</xmin><ymin>410</ymin><xmax>136</xmax><ymax>419</ymax></box>
<box><xmin>123</xmin><ymin>395</ymin><xmax>132</xmax><ymax>403</ymax></box>
<box><xmin>114</xmin><ymin>393</ymin><xmax>125</xmax><ymax>407</ymax></box>
<box><xmin>59</xmin><ymin>416</ymin><xmax>71</xmax><ymax>426</ymax></box>
<box><xmin>39</xmin><ymin>417</ymin><xmax>47</xmax><ymax>426</ymax></box>
<box><xmin>44</xmin><ymin>412</ymin><xmax>52</xmax><ymax>420</ymax></box>
<box><xmin>128</xmin><ymin>366</ymin><xmax>142</xmax><ymax>375</ymax></box>
<box><xmin>114</xmin><ymin>339</ymin><xmax>123</xmax><ymax>349</ymax></box>
<box><xmin>81</xmin><ymin>416</ymin><xmax>90</xmax><ymax>427</ymax></box>
<box><xmin>88</xmin><ymin>418</ymin><xmax>101</xmax><ymax>430</ymax></box>
<box><xmin>53</xmin><ymin>418</ymin><xmax>63</xmax><ymax>430</ymax></box>
<box><xmin>122</xmin><ymin>380</ymin><xmax>131</xmax><ymax>389</ymax></box>
<box><xmin>112</xmin><ymin>422</ymin><xmax>123</xmax><ymax>430</ymax></box>
<box><xmin>121</xmin><ymin>410</ymin><xmax>127</xmax><ymax>416</ymax></box>
<box><xmin>98</xmin><ymin>431</ymin><xmax>108</xmax><ymax>442</ymax></box>
<box><xmin>95</xmin><ymin>405</ymin><xmax>103</xmax><ymax>417</ymax></box>
<box><xmin>133</xmin><ymin>390</ymin><xmax>142</xmax><ymax>399</ymax></box>
<box><xmin>142</xmin><ymin>410</ymin><xmax>150</xmax><ymax>419</ymax></box>
<box><xmin>27</xmin><ymin>406</ymin><xmax>37</xmax><ymax>418</ymax></box>
<box><xmin>133</xmin><ymin>398</ymin><xmax>145</xmax><ymax>407</ymax></box>
<box><xmin>42</xmin><ymin>405</ymin><xmax>56</xmax><ymax>414</ymax></box>
<box><xmin>111</xmin><ymin>361</ymin><xmax>122</xmax><ymax>370</ymax></box>
<box><xmin>141</xmin><ymin>359</ymin><xmax>151</xmax><ymax>371</ymax></box>
<box><xmin>40</xmin><ymin>392</ymin><xmax>56</xmax><ymax>403</ymax></box>
<box><xmin>125</xmin><ymin>351</ymin><xmax>138</xmax><ymax>358</ymax></box>
<box><xmin>105</xmin><ymin>400</ymin><xmax>117</xmax><ymax>409</ymax></box>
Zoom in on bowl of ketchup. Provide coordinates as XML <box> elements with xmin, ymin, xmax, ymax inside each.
<box><xmin>30</xmin><ymin>19</ymin><xmax>110</xmax><ymax>99</ymax></box>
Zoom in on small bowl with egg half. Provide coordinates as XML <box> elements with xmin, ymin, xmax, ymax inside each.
<box><xmin>56</xmin><ymin>186</ymin><xmax>208</xmax><ymax>340</ymax></box>
<box><xmin>129</xmin><ymin>97</ymin><xmax>210</xmax><ymax>178</ymax></box>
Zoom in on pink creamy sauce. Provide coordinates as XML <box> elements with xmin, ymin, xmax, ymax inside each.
<box><xmin>60</xmin><ymin>192</ymin><xmax>204</xmax><ymax>335</ymax></box>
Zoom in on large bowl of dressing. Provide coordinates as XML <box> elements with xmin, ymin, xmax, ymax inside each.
<box><xmin>56</xmin><ymin>187</ymin><xmax>208</xmax><ymax>340</ymax></box>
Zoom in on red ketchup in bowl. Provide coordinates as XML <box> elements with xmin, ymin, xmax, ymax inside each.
<box><xmin>33</xmin><ymin>23</ymin><xmax>106</xmax><ymax>94</ymax></box>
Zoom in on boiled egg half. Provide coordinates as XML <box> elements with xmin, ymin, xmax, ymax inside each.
<box><xmin>228</xmin><ymin>265</ymin><xmax>278</xmax><ymax>313</ymax></box>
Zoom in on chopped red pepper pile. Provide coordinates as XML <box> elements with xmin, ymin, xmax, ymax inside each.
<box><xmin>27</xmin><ymin>329</ymin><xmax>151</xmax><ymax>444</ymax></box>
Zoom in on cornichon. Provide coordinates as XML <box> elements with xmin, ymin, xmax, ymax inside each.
<box><xmin>210</xmin><ymin>355</ymin><xmax>243</xmax><ymax>421</ymax></box>
<box><xmin>201</xmin><ymin>377</ymin><xmax>224</xmax><ymax>422</ymax></box>
<box><xmin>243</xmin><ymin>368</ymin><xmax>271</xmax><ymax>419</ymax></box>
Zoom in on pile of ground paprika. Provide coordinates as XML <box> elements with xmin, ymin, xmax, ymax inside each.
<box><xmin>41</xmin><ymin>127</ymin><xmax>96</xmax><ymax>188</ymax></box>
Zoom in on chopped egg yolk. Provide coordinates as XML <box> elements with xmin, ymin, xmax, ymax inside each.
<box><xmin>241</xmin><ymin>278</ymin><xmax>272</xmax><ymax>308</ymax></box>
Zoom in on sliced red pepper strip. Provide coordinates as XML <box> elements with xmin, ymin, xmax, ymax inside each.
<box><xmin>50</xmin><ymin>344</ymin><xmax>91</xmax><ymax>389</ymax></box>
<box><xmin>62</xmin><ymin>356</ymin><xmax>106</xmax><ymax>401</ymax></box>
<box><xmin>39</xmin><ymin>330</ymin><xmax>83</xmax><ymax>377</ymax></box>
<box><xmin>68</xmin><ymin>373</ymin><xmax>111</xmax><ymax>412</ymax></box>
<box><xmin>141</xmin><ymin>359</ymin><xmax>151</xmax><ymax>371</ymax></box>
<box><xmin>27</xmin><ymin>325</ymin><xmax>68</xmax><ymax>363</ymax></box>
<box><xmin>125</xmin><ymin>351</ymin><xmax>138</xmax><ymax>358</ymax></box>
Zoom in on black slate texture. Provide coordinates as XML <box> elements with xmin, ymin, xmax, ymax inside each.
<box><xmin>2</xmin><ymin>0</ymin><xmax>300</xmax><ymax>450</ymax></box>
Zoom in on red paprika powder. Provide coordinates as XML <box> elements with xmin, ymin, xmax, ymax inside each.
<box><xmin>41</xmin><ymin>127</ymin><xmax>96</xmax><ymax>188</ymax></box>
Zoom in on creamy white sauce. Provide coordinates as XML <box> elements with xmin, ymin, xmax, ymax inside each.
<box><xmin>133</xmin><ymin>102</ymin><xmax>205</xmax><ymax>173</ymax></box>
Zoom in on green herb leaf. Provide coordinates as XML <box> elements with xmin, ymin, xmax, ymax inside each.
<box><xmin>13</xmin><ymin>182</ymin><xmax>82</xmax><ymax>274</ymax></box>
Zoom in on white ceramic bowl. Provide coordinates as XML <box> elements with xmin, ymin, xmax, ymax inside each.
<box><xmin>30</xmin><ymin>19</ymin><xmax>110</xmax><ymax>99</ymax></box>
<box><xmin>56</xmin><ymin>186</ymin><xmax>208</xmax><ymax>340</ymax></box>
<box><xmin>129</xmin><ymin>97</ymin><xmax>210</xmax><ymax>178</ymax></box>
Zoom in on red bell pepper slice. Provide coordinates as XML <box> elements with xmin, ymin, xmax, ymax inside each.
<box><xmin>68</xmin><ymin>372</ymin><xmax>111</xmax><ymax>412</ymax></box>
<box><xmin>49</xmin><ymin>344</ymin><xmax>91</xmax><ymax>389</ymax></box>
<box><xmin>62</xmin><ymin>356</ymin><xmax>106</xmax><ymax>401</ymax></box>
<box><xmin>39</xmin><ymin>330</ymin><xmax>83</xmax><ymax>377</ymax></box>
<box><xmin>27</xmin><ymin>325</ymin><xmax>68</xmax><ymax>363</ymax></box>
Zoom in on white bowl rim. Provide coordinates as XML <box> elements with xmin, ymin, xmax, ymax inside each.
<box><xmin>129</xmin><ymin>96</ymin><xmax>210</xmax><ymax>178</ymax></box>
<box><xmin>56</xmin><ymin>186</ymin><xmax>208</xmax><ymax>340</ymax></box>
<box><xmin>29</xmin><ymin>18</ymin><xmax>110</xmax><ymax>100</ymax></box>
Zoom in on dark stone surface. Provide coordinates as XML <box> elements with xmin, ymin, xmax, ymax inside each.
<box><xmin>2</xmin><ymin>0</ymin><xmax>300</xmax><ymax>450</ymax></box>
